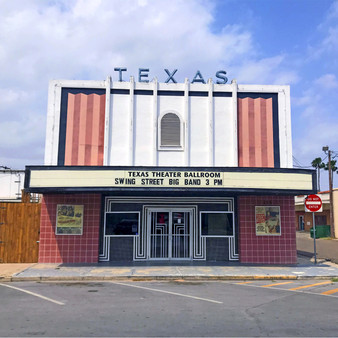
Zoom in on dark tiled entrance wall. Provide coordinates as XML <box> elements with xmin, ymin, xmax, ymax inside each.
<box><xmin>238</xmin><ymin>195</ymin><xmax>297</xmax><ymax>264</ymax></box>
<box><xmin>109</xmin><ymin>237</ymin><xmax>134</xmax><ymax>261</ymax></box>
<box><xmin>206</xmin><ymin>237</ymin><xmax>229</xmax><ymax>261</ymax></box>
<box><xmin>39</xmin><ymin>194</ymin><xmax>101</xmax><ymax>263</ymax></box>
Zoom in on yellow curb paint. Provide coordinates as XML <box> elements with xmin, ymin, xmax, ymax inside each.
<box><xmin>289</xmin><ymin>281</ymin><xmax>331</xmax><ymax>291</ymax></box>
<box><xmin>261</xmin><ymin>281</ymin><xmax>294</xmax><ymax>288</ymax></box>
<box><xmin>89</xmin><ymin>268</ymin><xmax>131</xmax><ymax>274</ymax></box>
<box><xmin>236</xmin><ymin>281</ymin><xmax>254</xmax><ymax>284</ymax></box>
<box><xmin>321</xmin><ymin>288</ymin><xmax>338</xmax><ymax>295</ymax></box>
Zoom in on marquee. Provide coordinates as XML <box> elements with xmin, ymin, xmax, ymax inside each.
<box><xmin>25</xmin><ymin>166</ymin><xmax>316</xmax><ymax>194</ymax></box>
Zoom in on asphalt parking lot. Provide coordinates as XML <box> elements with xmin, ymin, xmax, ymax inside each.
<box><xmin>0</xmin><ymin>279</ymin><xmax>337</xmax><ymax>337</ymax></box>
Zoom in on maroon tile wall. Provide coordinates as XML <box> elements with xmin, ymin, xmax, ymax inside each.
<box><xmin>39</xmin><ymin>194</ymin><xmax>101</xmax><ymax>263</ymax></box>
<box><xmin>39</xmin><ymin>193</ymin><xmax>296</xmax><ymax>264</ymax></box>
<box><xmin>238</xmin><ymin>195</ymin><xmax>297</xmax><ymax>264</ymax></box>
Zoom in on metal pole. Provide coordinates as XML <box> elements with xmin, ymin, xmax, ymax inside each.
<box><xmin>313</xmin><ymin>211</ymin><xmax>317</xmax><ymax>264</ymax></box>
<box><xmin>328</xmin><ymin>150</ymin><xmax>335</xmax><ymax>238</ymax></box>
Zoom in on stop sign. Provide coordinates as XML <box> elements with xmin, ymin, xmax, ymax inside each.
<box><xmin>305</xmin><ymin>194</ymin><xmax>322</xmax><ymax>212</ymax></box>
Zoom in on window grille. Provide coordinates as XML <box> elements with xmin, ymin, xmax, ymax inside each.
<box><xmin>160</xmin><ymin>113</ymin><xmax>181</xmax><ymax>147</ymax></box>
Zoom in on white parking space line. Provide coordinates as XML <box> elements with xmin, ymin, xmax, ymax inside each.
<box><xmin>0</xmin><ymin>283</ymin><xmax>65</xmax><ymax>306</ymax></box>
<box><xmin>110</xmin><ymin>281</ymin><xmax>223</xmax><ymax>304</ymax></box>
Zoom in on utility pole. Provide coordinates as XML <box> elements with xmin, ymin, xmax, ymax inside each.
<box><xmin>323</xmin><ymin>146</ymin><xmax>335</xmax><ymax>238</ymax></box>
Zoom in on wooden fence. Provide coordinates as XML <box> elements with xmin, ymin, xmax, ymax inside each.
<box><xmin>0</xmin><ymin>197</ymin><xmax>41</xmax><ymax>263</ymax></box>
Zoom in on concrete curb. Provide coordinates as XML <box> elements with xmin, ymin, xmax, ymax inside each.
<box><xmin>7</xmin><ymin>275</ymin><xmax>338</xmax><ymax>282</ymax></box>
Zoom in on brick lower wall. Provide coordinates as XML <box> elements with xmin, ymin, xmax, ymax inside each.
<box><xmin>39</xmin><ymin>194</ymin><xmax>101</xmax><ymax>263</ymax></box>
<box><xmin>238</xmin><ymin>195</ymin><xmax>297</xmax><ymax>264</ymax></box>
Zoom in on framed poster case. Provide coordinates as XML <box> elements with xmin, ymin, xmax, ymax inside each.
<box><xmin>255</xmin><ymin>206</ymin><xmax>281</xmax><ymax>236</ymax></box>
<box><xmin>56</xmin><ymin>204</ymin><xmax>84</xmax><ymax>235</ymax></box>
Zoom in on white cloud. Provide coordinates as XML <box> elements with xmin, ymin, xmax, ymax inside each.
<box><xmin>291</xmin><ymin>1</ymin><xmax>338</xmax><ymax>189</ymax></box>
<box><xmin>326</xmin><ymin>0</ymin><xmax>338</xmax><ymax>20</ymax></box>
<box><xmin>0</xmin><ymin>116</ymin><xmax>45</xmax><ymax>149</ymax></box>
<box><xmin>308</xmin><ymin>0</ymin><xmax>338</xmax><ymax>59</ymax></box>
<box><xmin>0</xmin><ymin>0</ymin><xmax>309</xmax><ymax>169</ymax></box>
<box><xmin>234</xmin><ymin>55</ymin><xmax>299</xmax><ymax>85</ymax></box>
<box><xmin>292</xmin><ymin>74</ymin><xmax>338</xmax><ymax>189</ymax></box>
<box><xmin>0</xmin><ymin>0</ymin><xmax>254</xmax><ymax>84</ymax></box>
<box><xmin>0</xmin><ymin>89</ymin><xmax>29</xmax><ymax>107</ymax></box>
<box><xmin>293</xmin><ymin>90</ymin><xmax>315</xmax><ymax>107</ymax></box>
<box><xmin>314</xmin><ymin>73</ymin><xmax>338</xmax><ymax>89</ymax></box>
<box><xmin>0</xmin><ymin>0</ymin><xmax>257</xmax><ymax>169</ymax></box>
<box><xmin>293</xmin><ymin>121</ymin><xmax>338</xmax><ymax>162</ymax></box>
<box><xmin>322</xmin><ymin>26</ymin><xmax>338</xmax><ymax>52</ymax></box>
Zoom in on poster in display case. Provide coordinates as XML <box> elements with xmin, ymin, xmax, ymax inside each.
<box><xmin>56</xmin><ymin>204</ymin><xmax>84</xmax><ymax>235</ymax></box>
<box><xmin>255</xmin><ymin>206</ymin><xmax>281</xmax><ymax>236</ymax></box>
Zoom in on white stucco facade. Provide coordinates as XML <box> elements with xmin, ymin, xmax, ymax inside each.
<box><xmin>44</xmin><ymin>77</ymin><xmax>292</xmax><ymax>169</ymax></box>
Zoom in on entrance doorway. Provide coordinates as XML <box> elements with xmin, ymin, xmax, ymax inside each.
<box><xmin>147</xmin><ymin>208</ymin><xmax>193</xmax><ymax>260</ymax></box>
<box><xmin>299</xmin><ymin>215</ymin><xmax>304</xmax><ymax>231</ymax></box>
<box><xmin>100</xmin><ymin>196</ymin><xmax>237</xmax><ymax>262</ymax></box>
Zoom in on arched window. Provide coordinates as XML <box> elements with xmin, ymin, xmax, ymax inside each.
<box><xmin>159</xmin><ymin>112</ymin><xmax>183</xmax><ymax>149</ymax></box>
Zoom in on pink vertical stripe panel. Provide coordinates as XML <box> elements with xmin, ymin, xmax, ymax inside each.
<box><xmin>238</xmin><ymin>98</ymin><xmax>250</xmax><ymax>167</ymax></box>
<box><xmin>64</xmin><ymin>94</ymin><xmax>75</xmax><ymax>165</ymax></box>
<box><xmin>78</xmin><ymin>94</ymin><xmax>88</xmax><ymax>165</ymax></box>
<box><xmin>90</xmin><ymin>95</ymin><xmax>101</xmax><ymax>165</ymax></box>
<box><xmin>64</xmin><ymin>93</ymin><xmax>105</xmax><ymax>166</ymax></box>
<box><xmin>98</xmin><ymin>95</ymin><xmax>106</xmax><ymax>165</ymax></box>
<box><xmin>238</xmin><ymin>97</ymin><xmax>274</xmax><ymax>168</ymax></box>
<box><xmin>260</xmin><ymin>99</ymin><xmax>268</xmax><ymax>167</ymax></box>
<box><xmin>84</xmin><ymin>94</ymin><xmax>94</xmax><ymax>165</ymax></box>
<box><xmin>254</xmin><ymin>99</ymin><xmax>262</xmax><ymax>167</ymax></box>
<box><xmin>248</xmin><ymin>99</ymin><xmax>255</xmax><ymax>166</ymax></box>
<box><xmin>265</xmin><ymin>98</ymin><xmax>274</xmax><ymax>167</ymax></box>
<box><xmin>72</xmin><ymin>94</ymin><xmax>81</xmax><ymax>165</ymax></box>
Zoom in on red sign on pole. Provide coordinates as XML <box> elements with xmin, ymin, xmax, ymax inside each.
<box><xmin>305</xmin><ymin>194</ymin><xmax>322</xmax><ymax>212</ymax></box>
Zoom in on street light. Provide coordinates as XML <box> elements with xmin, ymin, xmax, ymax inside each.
<box><xmin>322</xmin><ymin>146</ymin><xmax>335</xmax><ymax>238</ymax></box>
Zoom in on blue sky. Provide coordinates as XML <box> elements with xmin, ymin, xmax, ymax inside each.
<box><xmin>0</xmin><ymin>0</ymin><xmax>337</xmax><ymax>189</ymax></box>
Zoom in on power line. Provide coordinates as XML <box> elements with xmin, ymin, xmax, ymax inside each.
<box><xmin>292</xmin><ymin>156</ymin><xmax>312</xmax><ymax>168</ymax></box>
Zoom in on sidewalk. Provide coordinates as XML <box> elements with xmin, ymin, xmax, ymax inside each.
<box><xmin>1</xmin><ymin>258</ymin><xmax>338</xmax><ymax>282</ymax></box>
<box><xmin>0</xmin><ymin>263</ymin><xmax>35</xmax><ymax>280</ymax></box>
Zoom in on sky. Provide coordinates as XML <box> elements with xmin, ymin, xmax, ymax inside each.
<box><xmin>1</xmin><ymin>0</ymin><xmax>338</xmax><ymax>190</ymax></box>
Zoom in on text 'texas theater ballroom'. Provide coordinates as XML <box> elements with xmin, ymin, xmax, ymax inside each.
<box><xmin>25</xmin><ymin>69</ymin><xmax>316</xmax><ymax>264</ymax></box>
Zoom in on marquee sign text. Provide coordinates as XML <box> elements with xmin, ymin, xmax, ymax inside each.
<box><xmin>115</xmin><ymin>170</ymin><xmax>224</xmax><ymax>187</ymax></box>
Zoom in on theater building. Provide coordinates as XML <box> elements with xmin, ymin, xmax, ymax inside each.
<box><xmin>25</xmin><ymin>76</ymin><xmax>316</xmax><ymax>264</ymax></box>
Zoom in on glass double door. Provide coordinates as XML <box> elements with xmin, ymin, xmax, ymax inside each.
<box><xmin>147</xmin><ymin>208</ymin><xmax>192</xmax><ymax>260</ymax></box>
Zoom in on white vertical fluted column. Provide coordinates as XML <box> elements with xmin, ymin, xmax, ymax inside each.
<box><xmin>129</xmin><ymin>76</ymin><xmax>135</xmax><ymax>165</ymax></box>
<box><xmin>103</xmin><ymin>75</ymin><xmax>111</xmax><ymax>165</ymax></box>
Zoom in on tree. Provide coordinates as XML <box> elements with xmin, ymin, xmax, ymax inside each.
<box><xmin>311</xmin><ymin>157</ymin><xmax>325</xmax><ymax>191</ymax></box>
